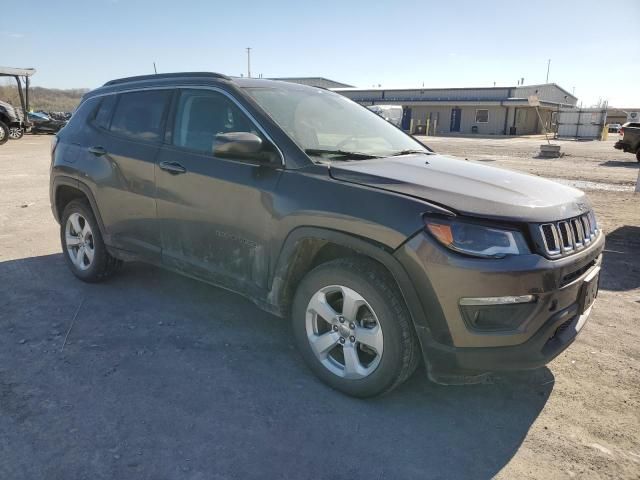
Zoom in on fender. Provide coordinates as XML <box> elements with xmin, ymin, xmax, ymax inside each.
<box><xmin>51</xmin><ymin>175</ymin><xmax>111</xmax><ymax>244</ymax></box>
<box><xmin>268</xmin><ymin>226</ymin><xmax>432</xmax><ymax>337</ymax></box>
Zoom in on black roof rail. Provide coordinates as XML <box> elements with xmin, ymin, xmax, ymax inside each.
<box><xmin>103</xmin><ymin>72</ymin><xmax>231</xmax><ymax>87</ymax></box>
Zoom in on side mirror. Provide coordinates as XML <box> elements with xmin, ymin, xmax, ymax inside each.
<box><xmin>214</xmin><ymin>132</ymin><xmax>263</xmax><ymax>159</ymax></box>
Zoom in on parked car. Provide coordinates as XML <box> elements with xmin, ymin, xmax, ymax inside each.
<box><xmin>607</xmin><ymin>123</ymin><xmax>622</xmax><ymax>133</ymax></box>
<box><xmin>0</xmin><ymin>100</ymin><xmax>26</xmax><ymax>143</ymax></box>
<box><xmin>0</xmin><ymin>66</ymin><xmax>35</xmax><ymax>144</ymax></box>
<box><xmin>49</xmin><ymin>73</ymin><xmax>604</xmax><ymax>397</ymax></box>
<box><xmin>28</xmin><ymin>111</ymin><xmax>66</xmax><ymax>134</ymax></box>
<box><xmin>614</xmin><ymin>122</ymin><xmax>640</xmax><ymax>162</ymax></box>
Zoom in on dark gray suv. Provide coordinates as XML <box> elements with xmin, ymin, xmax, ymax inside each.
<box><xmin>49</xmin><ymin>72</ymin><xmax>604</xmax><ymax>397</ymax></box>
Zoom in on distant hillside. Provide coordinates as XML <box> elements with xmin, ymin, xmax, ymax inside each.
<box><xmin>0</xmin><ymin>84</ymin><xmax>88</xmax><ymax>112</ymax></box>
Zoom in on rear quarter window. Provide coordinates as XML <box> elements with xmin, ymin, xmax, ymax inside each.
<box><xmin>58</xmin><ymin>96</ymin><xmax>100</xmax><ymax>136</ymax></box>
<box><xmin>109</xmin><ymin>90</ymin><xmax>170</xmax><ymax>142</ymax></box>
<box><xmin>93</xmin><ymin>95</ymin><xmax>117</xmax><ymax>130</ymax></box>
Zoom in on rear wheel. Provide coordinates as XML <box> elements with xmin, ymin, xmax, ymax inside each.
<box><xmin>292</xmin><ymin>257</ymin><xmax>420</xmax><ymax>397</ymax></box>
<box><xmin>60</xmin><ymin>199</ymin><xmax>121</xmax><ymax>282</ymax></box>
<box><xmin>8</xmin><ymin>127</ymin><xmax>24</xmax><ymax>140</ymax></box>
<box><xmin>0</xmin><ymin>121</ymin><xmax>8</xmax><ymax>145</ymax></box>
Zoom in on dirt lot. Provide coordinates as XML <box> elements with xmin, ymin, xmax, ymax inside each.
<box><xmin>0</xmin><ymin>135</ymin><xmax>638</xmax><ymax>479</ymax></box>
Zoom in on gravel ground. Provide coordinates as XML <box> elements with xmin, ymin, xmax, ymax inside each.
<box><xmin>0</xmin><ymin>135</ymin><xmax>638</xmax><ymax>479</ymax></box>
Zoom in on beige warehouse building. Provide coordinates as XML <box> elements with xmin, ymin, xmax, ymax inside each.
<box><xmin>334</xmin><ymin>83</ymin><xmax>578</xmax><ymax>136</ymax></box>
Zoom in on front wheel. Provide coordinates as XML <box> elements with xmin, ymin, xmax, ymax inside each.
<box><xmin>292</xmin><ymin>257</ymin><xmax>420</xmax><ymax>397</ymax></box>
<box><xmin>0</xmin><ymin>121</ymin><xmax>8</xmax><ymax>145</ymax></box>
<box><xmin>8</xmin><ymin>127</ymin><xmax>24</xmax><ymax>140</ymax></box>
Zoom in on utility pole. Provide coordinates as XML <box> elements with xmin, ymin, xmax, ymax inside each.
<box><xmin>246</xmin><ymin>47</ymin><xmax>252</xmax><ymax>78</ymax></box>
<box><xmin>153</xmin><ymin>62</ymin><xmax>157</xmax><ymax>74</ymax></box>
<box><xmin>546</xmin><ymin>59</ymin><xmax>551</xmax><ymax>83</ymax></box>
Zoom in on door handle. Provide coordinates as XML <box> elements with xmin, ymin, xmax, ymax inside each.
<box><xmin>159</xmin><ymin>161</ymin><xmax>187</xmax><ymax>175</ymax></box>
<box><xmin>88</xmin><ymin>146</ymin><xmax>107</xmax><ymax>156</ymax></box>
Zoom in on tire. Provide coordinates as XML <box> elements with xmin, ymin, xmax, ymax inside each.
<box><xmin>60</xmin><ymin>199</ymin><xmax>121</xmax><ymax>282</ymax></box>
<box><xmin>8</xmin><ymin>127</ymin><xmax>24</xmax><ymax>140</ymax></box>
<box><xmin>0</xmin><ymin>121</ymin><xmax>8</xmax><ymax>145</ymax></box>
<box><xmin>292</xmin><ymin>257</ymin><xmax>420</xmax><ymax>397</ymax></box>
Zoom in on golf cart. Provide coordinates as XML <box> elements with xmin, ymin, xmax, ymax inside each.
<box><xmin>0</xmin><ymin>66</ymin><xmax>36</xmax><ymax>144</ymax></box>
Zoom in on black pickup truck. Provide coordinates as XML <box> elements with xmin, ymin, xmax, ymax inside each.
<box><xmin>614</xmin><ymin>122</ymin><xmax>640</xmax><ymax>162</ymax></box>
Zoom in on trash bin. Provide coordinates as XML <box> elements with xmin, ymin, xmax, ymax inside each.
<box><xmin>509</xmin><ymin>126</ymin><xmax>517</xmax><ymax>135</ymax></box>
<box><xmin>471</xmin><ymin>126</ymin><xmax>478</xmax><ymax>134</ymax></box>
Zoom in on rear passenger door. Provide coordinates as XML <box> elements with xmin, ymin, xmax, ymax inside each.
<box><xmin>90</xmin><ymin>89</ymin><xmax>171</xmax><ymax>261</ymax></box>
<box><xmin>155</xmin><ymin>88</ymin><xmax>283</xmax><ymax>294</ymax></box>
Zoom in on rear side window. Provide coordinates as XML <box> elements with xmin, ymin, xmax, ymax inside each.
<box><xmin>93</xmin><ymin>95</ymin><xmax>117</xmax><ymax>130</ymax></box>
<box><xmin>110</xmin><ymin>90</ymin><xmax>170</xmax><ymax>142</ymax></box>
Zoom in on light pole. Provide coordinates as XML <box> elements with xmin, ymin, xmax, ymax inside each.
<box><xmin>546</xmin><ymin>59</ymin><xmax>551</xmax><ymax>83</ymax></box>
<box><xmin>246</xmin><ymin>47</ymin><xmax>252</xmax><ymax>78</ymax></box>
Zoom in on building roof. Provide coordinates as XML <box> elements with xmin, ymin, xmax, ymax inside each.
<box><xmin>0</xmin><ymin>66</ymin><xmax>36</xmax><ymax>77</ymax></box>
<box><xmin>334</xmin><ymin>83</ymin><xmax>577</xmax><ymax>107</ymax></box>
<box><xmin>269</xmin><ymin>77</ymin><xmax>354</xmax><ymax>88</ymax></box>
<box><xmin>334</xmin><ymin>83</ymin><xmax>577</xmax><ymax>100</ymax></box>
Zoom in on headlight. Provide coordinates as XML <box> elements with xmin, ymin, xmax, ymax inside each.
<box><xmin>425</xmin><ymin>218</ymin><xmax>530</xmax><ymax>258</ymax></box>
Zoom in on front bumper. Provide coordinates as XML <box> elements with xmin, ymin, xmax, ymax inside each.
<box><xmin>395</xmin><ymin>229</ymin><xmax>604</xmax><ymax>379</ymax></box>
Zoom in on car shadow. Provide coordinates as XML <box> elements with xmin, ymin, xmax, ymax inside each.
<box><xmin>599</xmin><ymin>160</ymin><xmax>639</xmax><ymax>168</ymax></box>
<box><xmin>601</xmin><ymin>225</ymin><xmax>640</xmax><ymax>291</ymax></box>
<box><xmin>0</xmin><ymin>253</ymin><xmax>553</xmax><ymax>479</ymax></box>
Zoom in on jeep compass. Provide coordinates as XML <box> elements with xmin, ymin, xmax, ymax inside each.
<box><xmin>50</xmin><ymin>72</ymin><xmax>604</xmax><ymax>397</ymax></box>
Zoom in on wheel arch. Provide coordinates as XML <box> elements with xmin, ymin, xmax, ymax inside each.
<box><xmin>268</xmin><ymin>227</ymin><xmax>431</xmax><ymax>340</ymax></box>
<box><xmin>52</xmin><ymin>176</ymin><xmax>109</xmax><ymax>241</ymax></box>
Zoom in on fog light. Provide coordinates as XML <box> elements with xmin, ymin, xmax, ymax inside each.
<box><xmin>459</xmin><ymin>296</ymin><xmax>537</xmax><ymax>332</ymax></box>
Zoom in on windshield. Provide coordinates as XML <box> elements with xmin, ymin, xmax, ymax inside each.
<box><xmin>243</xmin><ymin>85</ymin><xmax>428</xmax><ymax>159</ymax></box>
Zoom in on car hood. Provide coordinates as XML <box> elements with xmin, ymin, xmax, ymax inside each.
<box><xmin>328</xmin><ymin>154</ymin><xmax>590</xmax><ymax>222</ymax></box>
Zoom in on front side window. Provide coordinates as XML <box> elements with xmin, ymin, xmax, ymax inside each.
<box><xmin>243</xmin><ymin>85</ymin><xmax>427</xmax><ymax>159</ymax></box>
<box><xmin>172</xmin><ymin>89</ymin><xmax>257</xmax><ymax>154</ymax></box>
<box><xmin>475</xmin><ymin>109</ymin><xmax>489</xmax><ymax>123</ymax></box>
<box><xmin>110</xmin><ymin>90</ymin><xmax>170</xmax><ymax>142</ymax></box>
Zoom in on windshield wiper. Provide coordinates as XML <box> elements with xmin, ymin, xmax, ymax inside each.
<box><xmin>388</xmin><ymin>149</ymin><xmax>431</xmax><ymax>157</ymax></box>
<box><xmin>304</xmin><ymin>149</ymin><xmax>380</xmax><ymax>160</ymax></box>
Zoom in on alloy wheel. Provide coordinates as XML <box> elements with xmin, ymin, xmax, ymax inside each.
<box><xmin>65</xmin><ymin>212</ymin><xmax>95</xmax><ymax>271</ymax></box>
<box><xmin>305</xmin><ymin>285</ymin><xmax>384</xmax><ymax>379</ymax></box>
<box><xmin>8</xmin><ymin>128</ymin><xmax>23</xmax><ymax>139</ymax></box>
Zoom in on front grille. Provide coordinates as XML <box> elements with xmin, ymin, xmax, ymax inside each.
<box><xmin>538</xmin><ymin>211</ymin><xmax>598</xmax><ymax>258</ymax></box>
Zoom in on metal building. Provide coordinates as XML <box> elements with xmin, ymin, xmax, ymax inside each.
<box><xmin>334</xmin><ymin>83</ymin><xmax>577</xmax><ymax>135</ymax></box>
<box><xmin>269</xmin><ymin>77</ymin><xmax>354</xmax><ymax>89</ymax></box>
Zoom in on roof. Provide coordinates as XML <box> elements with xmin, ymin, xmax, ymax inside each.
<box><xmin>334</xmin><ymin>83</ymin><xmax>576</xmax><ymax>99</ymax></box>
<box><xmin>103</xmin><ymin>72</ymin><xmax>230</xmax><ymax>86</ymax></box>
<box><xmin>88</xmin><ymin>73</ymin><xmax>323</xmax><ymax>99</ymax></box>
<box><xmin>269</xmin><ymin>77</ymin><xmax>354</xmax><ymax>88</ymax></box>
<box><xmin>0</xmin><ymin>66</ymin><xmax>36</xmax><ymax>77</ymax></box>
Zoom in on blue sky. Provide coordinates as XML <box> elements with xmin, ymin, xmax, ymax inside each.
<box><xmin>3</xmin><ymin>0</ymin><xmax>640</xmax><ymax>106</ymax></box>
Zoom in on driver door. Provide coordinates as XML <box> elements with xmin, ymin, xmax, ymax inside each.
<box><xmin>155</xmin><ymin>88</ymin><xmax>283</xmax><ymax>293</ymax></box>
